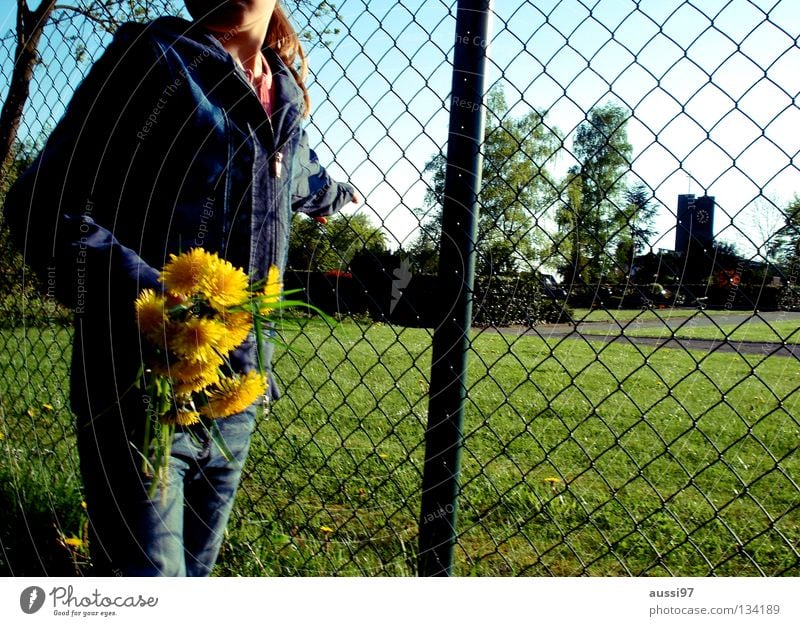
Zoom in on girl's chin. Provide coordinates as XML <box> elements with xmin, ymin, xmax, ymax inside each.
<box><xmin>187</xmin><ymin>1</ymin><xmax>270</xmax><ymax>31</ymax></box>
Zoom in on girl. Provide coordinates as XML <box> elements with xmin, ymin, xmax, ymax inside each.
<box><xmin>4</xmin><ymin>0</ymin><xmax>358</xmax><ymax>575</ymax></box>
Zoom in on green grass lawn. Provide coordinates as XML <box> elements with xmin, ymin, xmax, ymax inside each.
<box><xmin>0</xmin><ymin>325</ymin><xmax>86</xmax><ymax>575</ymax></box>
<box><xmin>581</xmin><ymin>313</ymin><xmax>800</xmax><ymax>344</ymax></box>
<box><xmin>221</xmin><ymin>317</ymin><xmax>800</xmax><ymax>576</ymax></box>
<box><xmin>569</xmin><ymin>307</ymin><xmax>718</xmax><ymax>324</ymax></box>
<box><xmin>1</xmin><ymin>319</ymin><xmax>798</xmax><ymax>576</ymax></box>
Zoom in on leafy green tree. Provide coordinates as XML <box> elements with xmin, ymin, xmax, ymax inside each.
<box><xmin>772</xmin><ymin>195</ymin><xmax>800</xmax><ymax>273</ymax></box>
<box><xmin>288</xmin><ymin>212</ymin><xmax>387</xmax><ymax>272</ymax></box>
<box><xmin>407</xmin><ymin>87</ymin><xmax>561</xmax><ymax>277</ymax></box>
<box><xmin>1</xmin><ymin>138</ymin><xmax>38</xmax><ymax>283</ymax></box>
<box><xmin>404</xmin><ymin>213</ymin><xmax>440</xmax><ymax>275</ymax></box>
<box><xmin>614</xmin><ymin>182</ymin><xmax>658</xmax><ymax>273</ymax></box>
<box><xmin>555</xmin><ymin>102</ymin><xmax>632</xmax><ymax>284</ymax></box>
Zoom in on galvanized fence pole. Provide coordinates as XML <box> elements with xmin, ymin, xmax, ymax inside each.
<box><xmin>417</xmin><ymin>0</ymin><xmax>492</xmax><ymax>577</ymax></box>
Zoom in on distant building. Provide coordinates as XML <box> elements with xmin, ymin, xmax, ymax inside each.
<box><xmin>675</xmin><ymin>194</ymin><xmax>715</xmax><ymax>255</ymax></box>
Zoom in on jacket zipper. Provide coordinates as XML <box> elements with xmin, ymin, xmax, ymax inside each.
<box><xmin>229</xmin><ymin>59</ymin><xmax>298</xmax><ymax>270</ymax></box>
<box><xmin>221</xmin><ymin>108</ymin><xmax>233</xmax><ymax>247</ymax></box>
<box><xmin>237</xmin><ymin>62</ymin><xmax>301</xmax><ymax>143</ymax></box>
<box><xmin>230</xmin><ymin>62</ymin><xmax>287</xmax><ymax>170</ymax></box>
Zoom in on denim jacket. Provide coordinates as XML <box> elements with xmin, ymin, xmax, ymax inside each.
<box><xmin>3</xmin><ymin>16</ymin><xmax>354</xmax><ymax>413</ymax></box>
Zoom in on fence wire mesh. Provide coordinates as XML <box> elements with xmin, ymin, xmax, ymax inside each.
<box><xmin>0</xmin><ymin>0</ymin><xmax>798</xmax><ymax>576</ymax></box>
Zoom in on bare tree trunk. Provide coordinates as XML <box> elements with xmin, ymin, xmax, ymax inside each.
<box><xmin>0</xmin><ymin>0</ymin><xmax>57</xmax><ymax>185</ymax></box>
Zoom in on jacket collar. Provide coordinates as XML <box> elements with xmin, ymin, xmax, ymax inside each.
<box><xmin>146</xmin><ymin>16</ymin><xmax>305</xmax><ymax>145</ymax></box>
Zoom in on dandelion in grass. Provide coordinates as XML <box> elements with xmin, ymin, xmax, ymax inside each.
<box><xmin>544</xmin><ymin>477</ymin><xmax>562</xmax><ymax>493</ymax></box>
<box><xmin>201</xmin><ymin>370</ymin><xmax>267</xmax><ymax>419</ymax></box>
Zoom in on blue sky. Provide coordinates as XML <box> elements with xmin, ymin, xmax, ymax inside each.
<box><xmin>302</xmin><ymin>0</ymin><xmax>800</xmax><ymax>261</ymax></box>
<box><xmin>3</xmin><ymin>0</ymin><xmax>800</xmax><ymax>264</ymax></box>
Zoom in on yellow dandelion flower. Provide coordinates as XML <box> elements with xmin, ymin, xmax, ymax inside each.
<box><xmin>260</xmin><ymin>264</ymin><xmax>282</xmax><ymax>315</ymax></box>
<box><xmin>202</xmin><ymin>257</ymin><xmax>249</xmax><ymax>311</ymax></box>
<box><xmin>200</xmin><ymin>371</ymin><xmax>267</xmax><ymax>419</ymax></box>
<box><xmin>216</xmin><ymin>311</ymin><xmax>253</xmax><ymax>353</ymax></box>
<box><xmin>135</xmin><ymin>288</ymin><xmax>167</xmax><ymax>340</ymax></box>
<box><xmin>173</xmin><ymin>368</ymin><xmax>225</xmax><ymax>394</ymax></box>
<box><xmin>159</xmin><ymin>406</ymin><xmax>201</xmax><ymax>427</ymax></box>
<box><xmin>42</xmin><ymin>403</ymin><xmax>55</xmax><ymax>412</ymax></box>
<box><xmin>174</xmin><ymin>407</ymin><xmax>201</xmax><ymax>426</ymax></box>
<box><xmin>63</xmin><ymin>536</ymin><xmax>84</xmax><ymax>549</ymax></box>
<box><xmin>166</xmin><ymin>357</ymin><xmax>222</xmax><ymax>385</ymax></box>
<box><xmin>160</xmin><ymin>248</ymin><xmax>216</xmax><ymax>297</ymax></box>
<box><xmin>152</xmin><ymin>359</ymin><xmax>221</xmax><ymax>395</ymax></box>
<box><xmin>167</xmin><ymin>317</ymin><xmax>226</xmax><ymax>362</ymax></box>
<box><xmin>544</xmin><ymin>477</ymin><xmax>561</xmax><ymax>484</ymax></box>
<box><xmin>319</xmin><ymin>526</ymin><xmax>334</xmax><ymax>534</ymax></box>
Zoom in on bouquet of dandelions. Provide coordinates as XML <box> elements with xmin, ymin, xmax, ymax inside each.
<box><xmin>133</xmin><ymin>248</ymin><xmax>292</xmax><ymax>496</ymax></box>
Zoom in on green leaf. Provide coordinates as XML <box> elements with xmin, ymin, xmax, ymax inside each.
<box><xmin>209</xmin><ymin>420</ymin><xmax>235</xmax><ymax>464</ymax></box>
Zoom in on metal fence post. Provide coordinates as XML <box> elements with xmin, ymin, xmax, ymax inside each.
<box><xmin>417</xmin><ymin>0</ymin><xmax>492</xmax><ymax>577</ymax></box>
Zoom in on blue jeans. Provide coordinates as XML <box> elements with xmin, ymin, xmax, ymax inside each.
<box><xmin>77</xmin><ymin>396</ymin><xmax>256</xmax><ymax>576</ymax></box>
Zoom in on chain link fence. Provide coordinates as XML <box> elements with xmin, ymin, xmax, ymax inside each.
<box><xmin>0</xmin><ymin>0</ymin><xmax>798</xmax><ymax>576</ymax></box>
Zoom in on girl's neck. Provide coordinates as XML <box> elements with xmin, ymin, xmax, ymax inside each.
<box><xmin>215</xmin><ymin>20</ymin><xmax>271</xmax><ymax>78</ymax></box>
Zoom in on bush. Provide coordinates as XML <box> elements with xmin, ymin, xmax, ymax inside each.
<box><xmin>472</xmin><ymin>274</ymin><xmax>572</xmax><ymax>326</ymax></box>
<box><xmin>286</xmin><ymin>261</ymin><xmax>572</xmax><ymax>328</ymax></box>
<box><xmin>778</xmin><ymin>284</ymin><xmax>800</xmax><ymax>311</ymax></box>
<box><xmin>0</xmin><ymin>218</ymin><xmax>72</xmax><ymax>328</ymax></box>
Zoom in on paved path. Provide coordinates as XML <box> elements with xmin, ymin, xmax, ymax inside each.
<box><xmin>488</xmin><ymin>311</ymin><xmax>800</xmax><ymax>358</ymax></box>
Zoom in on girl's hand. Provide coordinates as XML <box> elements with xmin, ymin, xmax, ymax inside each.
<box><xmin>165</xmin><ymin>292</ymin><xmax>188</xmax><ymax>308</ymax></box>
<box><xmin>313</xmin><ymin>191</ymin><xmax>361</xmax><ymax>225</ymax></box>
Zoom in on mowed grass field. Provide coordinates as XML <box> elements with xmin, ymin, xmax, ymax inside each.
<box><xmin>580</xmin><ymin>313</ymin><xmax>800</xmax><ymax>345</ymax></box>
<box><xmin>1</xmin><ymin>318</ymin><xmax>798</xmax><ymax>576</ymax></box>
<box><xmin>219</xmin><ymin>317</ymin><xmax>800</xmax><ymax>576</ymax></box>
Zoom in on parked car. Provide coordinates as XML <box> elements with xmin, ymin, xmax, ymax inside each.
<box><xmin>540</xmin><ymin>274</ymin><xmax>567</xmax><ymax>300</ymax></box>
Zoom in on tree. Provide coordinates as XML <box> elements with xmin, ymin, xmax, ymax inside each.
<box><xmin>404</xmin><ymin>212</ymin><xmax>440</xmax><ymax>275</ymax></box>
<box><xmin>407</xmin><ymin>86</ymin><xmax>561</xmax><ymax>277</ymax></box>
<box><xmin>0</xmin><ymin>139</ymin><xmax>37</xmax><ymax>293</ymax></box>
<box><xmin>1</xmin><ymin>0</ymin><xmax>57</xmax><ymax>180</ymax></box>
<box><xmin>614</xmin><ymin>182</ymin><xmax>658</xmax><ymax>273</ymax></box>
<box><xmin>763</xmin><ymin>195</ymin><xmax>800</xmax><ymax>276</ymax></box>
<box><xmin>288</xmin><ymin>212</ymin><xmax>387</xmax><ymax>272</ymax></box>
<box><xmin>555</xmin><ymin>102</ymin><xmax>632</xmax><ymax>284</ymax></box>
<box><xmin>740</xmin><ymin>195</ymin><xmax>786</xmax><ymax>265</ymax></box>
<box><xmin>1</xmin><ymin>1</ymin><xmax>181</xmax><ymax>182</ymax></box>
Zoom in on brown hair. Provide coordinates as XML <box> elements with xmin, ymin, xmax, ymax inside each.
<box><xmin>266</xmin><ymin>3</ymin><xmax>310</xmax><ymax>117</ymax></box>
